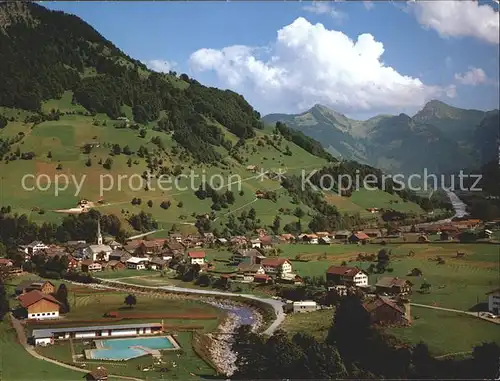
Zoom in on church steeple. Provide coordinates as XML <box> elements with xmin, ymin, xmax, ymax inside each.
<box><xmin>97</xmin><ymin>219</ymin><xmax>103</xmax><ymax>245</ymax></box>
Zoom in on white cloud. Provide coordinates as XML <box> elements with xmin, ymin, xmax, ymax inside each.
<box><xmin>189</xmin><ymin>17</ymin><xmax>452</xmax><ymax>115</ymax></box>
<box><xmin>303</xmin><ymin>1</ymin><xmax>346</xmax><ymax>23</ymax></box>
<box><xmin>410</xmin><ymin>1</ymin><xmax>499</xmax><ymax>45</ymax></box>
<box><xmin>146</xmin><ymin>59</ymin><xmax>177</xmax><ymax>73</ymax></box>
<box><xmin>364</xmin><ymin>1</ymin><xmax>374</xmax><ymax>11</ymax></box>
<box><xmin>454</xmin><ymin>67</ymin><xmax>489</xmax><ymax>86</ymax></box>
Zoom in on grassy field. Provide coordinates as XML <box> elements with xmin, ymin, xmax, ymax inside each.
<box><xmin>3</xmin><ymin>276</ymin><xmax>222</xmax><ymax>380</ymax></box>
<box><xmin>387</xmin><ymin>307</ymin><xmax>500</xmax><ymax>356</ymax></box>
<box><xmin>0</xmin><ymin>320</ymin><xmax>84</xmax><ymax>381</ymax></box>
<box><xmin>0</xmin><ymin>97</ymin><xmax>426</xmax><ymax>230</ymax></box>
<box><xmin>281</xmin><ymin>309</ymin><xmax>334</xmax><ymax>341</ymax></box>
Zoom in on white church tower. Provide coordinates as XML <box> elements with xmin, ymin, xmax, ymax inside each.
<box><xmin>97</xmin><ymin>219</ymin><xmax>103</xmax><ymax>245</ymax></box>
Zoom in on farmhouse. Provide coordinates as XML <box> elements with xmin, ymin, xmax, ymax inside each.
<box><xmin>375</xmin><ymin>277</ymin><xmax>412</xmax><ymax>295</ymax></box>
<box><xmin>334</xmin><ymin>230</ymin><xmax>352</xmax><ymax>240</ymax></box>
<box><xmin>231</xmin><ymin>249</ymin><xmax>265</xmax><ymax>264</ymax></box>
<box><xmin>326</xmin><ymin>266</ymin><xmax>369</xmax><ymax>287</ymax></box>
<box><xmin>86</xmin><ymin>366</ymin><xmax>108</xmax><ymax>381</ymax></box>
<box><xmin>280</xmin><ymin>234</ymin><xmax>295</xmax><ymax>242</ymax></box>
<box><xmin>108</xmin><ymin>250</ymin><xmax>132</xmax><ymax>263</ymax></box>
<box><xmin>253</xmin><ymin>274</ymin><xmax>272</xmax><ymax>284</ymax></box>
<box><xmin>187</xmin><ymin>251</ymin><xmax>206</xmax><ymax>265</ymax></box>
<box><xmin>19</xmin><ymin>241</ymin><xmax>49</xmax><ymax>256</ymax></box>
<box><xmin>363</xmin><ymin>296</ymin><xmax>411</xmax><ymax>326</ymax></box>
<box><xmin>237</xmin><ymin>263</ymin><xmax>265</xmax><ymax>275</ymax></box>
<box><xmin>486</xmin><ymin>289</ymin><xmax>500</xmax><ymax>314</ymax></box>
<box><xmin>348</xmin><ymin>232</ymin><xmax>370</xmax><ymax>244</ymax></box>
<box><xmin>260</xmin><ymin>236</ymin><xmax>274</xmax><ymax>249</ymax></box>
<box><xmin>102</xmin><ymin>260</ymin><xmax>125</xmax><ymax>271</ymax></box>
<box><xmin>319</xmin><ymin>236</ymin><xmax>332</xmax><ymax>245</ymax></box>
<box><xmin>230</xmin><ymin>236</ymin><xmax>248</xmax><ymax>247</ymax></box>
<box><xmin>18</xmin><ymin>290</ymin><xmax>60</xmax><ymax>320</ymax></box>
<box><xmin>215</xmin><ymin>237</ymin><xmax>228</xmax><ymax>245</ymax></box>
<box><xmin>126</xmin><ymin>257</ymin><xmax>149</xmax><ymax>270</ymax></box>
<box><xmin>15</xmin><ymin>280</ymin><xmax>55</xmax><ymax>295</ymax></box>
<box><xmin>148</xmin><ymin>257</ymin><xmax>168</xmax><ymax>270</ymax></box>
<box><xmin>81</xmin><ymin>260</ymin><xmax>103</xmax><ymax>272</ymax></box>
<box><xmin>31</xmin><ymin>322</ymin><xmax>164</xmax><ymax>346</ymax></box>
<box><xmin>364</xmin><ymin>229</ymin><xmax>382</xmax><ymax>238</ymax></box>
<box><xmin>137</xmin><ymin>240</ymin><xmax>165</xmax><ymax>256</ymax></box>
<box><xmin>250</xmin><ymin>238</ymin><xmax>262</xmax><ymax>249</ymax></box>
<box><xmin>261</xmin><ymin>258</ymin><xmax>293</xmax><ymax>275</ymax></box>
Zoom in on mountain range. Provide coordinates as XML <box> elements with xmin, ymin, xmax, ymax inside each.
<box><xmin>263</xmin><ymin>101</ymin><xmax>499</xmax><ymax>175</ymax></box>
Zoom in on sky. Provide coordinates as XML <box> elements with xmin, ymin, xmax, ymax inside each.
<box><xmin>42</xmin><ymin>1</ymin><xmax>499</xmax><ymax>119</ymax></box>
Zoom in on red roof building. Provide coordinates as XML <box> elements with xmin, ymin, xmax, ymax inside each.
<box><xmin>18</xmin><ymin>290</ymin><xmax>60</xmax><ymax>320</ymax></box>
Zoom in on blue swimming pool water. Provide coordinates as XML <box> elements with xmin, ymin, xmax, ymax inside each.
<box><xmin>88</xmin><ymin>336</ymin><xmax>175</xmax><ymax>360</ymax></box>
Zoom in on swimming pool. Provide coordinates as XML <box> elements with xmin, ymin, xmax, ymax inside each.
<box><xmin>86</xmin><ymin>336</ymin><xmax>179</xmax><ymax>361</ymax></box>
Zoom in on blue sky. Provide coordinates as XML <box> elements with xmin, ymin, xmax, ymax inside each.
<box><xmin>43</xmin><ymin>1</ymin><xmax>499</xmax><ymax>118</ymax></box>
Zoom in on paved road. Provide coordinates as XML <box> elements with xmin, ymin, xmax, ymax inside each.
<box><xmin>411</xmin><ymin>303</ymin><xmax>500</xmax><ymax>324</ymax></box>
<box><xmin>9</xmin><ymin>313</ymin><xmax>144</xmax><ymax>381</ymax></box>
<box><xmin>98</xmin><ymin>279</ymin><xmax>285</xmax><ymax>335</ymax></box>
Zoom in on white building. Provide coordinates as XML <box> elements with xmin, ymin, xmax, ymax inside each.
<box><xmin>187</xmin><ymin>251</ymin><xmax>206</xmax><ymax>265</ymax></box>
<box><xmin>85</xmin><ymin>245</ymin><xmax>113</xmax><ymax>261</ymax></box>
<box><xmin>287</xmin><ymin>300</ymin><xmax>318</xmax><ymax>313</ymax></box>
<box><xmin>487</xmin><ymin>289</ymin><xmax>500</xmax><ymax>314</ymax></box>
<box><xmin>126</xmin><ymin>257</ymin><xmax>149</xmax><ymax>270</ymax></box>
<box><xmin>261</xmin><ymin>258</ymin><xmax>293</xmax><ymax>275</ymax></box>
<box><xmin>19</xmin><ymin>241</ymin><xmax>49</xmax><ymax>256</ymax></box>
<box><xmin>326</xmin><ymin>266</ymin><xmax>369</xmax><ymax>287</ymax></box>
<box><xmin>31</xmin><ymin>323</ymin><xmax>163</xmax><ymax>346</ymax></box>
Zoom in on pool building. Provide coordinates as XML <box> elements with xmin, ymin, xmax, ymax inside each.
<box><xmin>31</xmin><ymin>323</ymin><xmax>164</xmax><ymax>346</ymax></box>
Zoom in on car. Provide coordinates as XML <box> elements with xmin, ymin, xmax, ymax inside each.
<box><xmin>479</xmin><ymin>312</ymin><xmax>497</xmax><ymax>318</ymax></box>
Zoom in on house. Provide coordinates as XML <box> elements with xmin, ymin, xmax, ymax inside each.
<box><xmin>105</xmin><ymin>240</ymin><xmax>122</xmax><ymax>251</ymax></box>
<box><xmin>231</xmin><ymin>249</ymin><xmax>265</xmax><ymax>264</ymax></box>
<box><xmin>363</xmin><ymin>296</ymin><xmax>411</xmax><ymax>326</ymax></box>
<box><xmin>260</xmin><ymin>236</ymin><xmax>274</xmax><ymax>249</ymax></box>
<box><xmin>187</xmin><ymin>251</ymin><xmax>206</xmax><ymax>265</ymax></box>
<box><xmin>250</xmin><ymin>238</ymin><xmax>262</xmax><ymax>249</ymax></box>
<box><xmin>417</xmin><ymin>235</ymin><xmax>430</xmax><ymax>243</ymax></box>
<box><xmin>123</xmin><ymin>240</ymin><xmax>144</xmax><ymax>254</ymax></box>
<box><xmin>19</xmin><ymin>241</ymin><xmax>49</xmax><ymax>256</ymax></box>
<box><xmin>319</xmin><ymin>236</ymin><xmax>332</xmax><ymax>245</ymax></box>
<box><xmin>164</xmin><ymin>241</ymin><xmax>184</xmax><ymax>255</ymax></box>
<box><xmin>136</xmin><ymin>240</ymin><xmax>165</xmax><ymax>256</ymax></box>
<box><xmin>148</xmin><ymin>257</ymin><xmax>168</xmax><ymax>271</ymax></box>
<box><xmin>253</xmin><ymin>274</ymin><xmax>272</xmax><ymax>284</ymax></box>
<box><xmin>237</xmin><ymin>263</ymin><xmax>265</xmax><ymax>275</ymax></box>
<box><xmin>261</xmin><ymin>258</ymin><xmax>293</xmax><ymax>275</ymax></box>
<box><xmin>230</xmin><ymin>236</ymin><xmax>248</xmax><ymax>247</ymax></box>
<box><xmin>334</xmin><ymin>230</ymin><xmax>352</xmax><ymax>240</ymax></box>
<box><xmin>84</xmin><ymin>244</ymin><xmax>113</xmax><ymax>261</ymax></box>
<box><xmin>348</xmin><ymin>232</ymin><xmax>370</xmax><ymax>244</ymax></box>
<box><xmin>286</xmin><ymin>300</ymin><xmax>318</xmax><ymax>313</ymax></box>
<box><xmin>126</xmin><ymin>257</ymin><xmax>149</xmax><ymax>270</ymax></box>
<box><xmin>326</xmin><ymin>266</ymin><xmax>369</xmax><ymax>287</ymax></box>
<box><xmin>215</xmin><ymin>238</ymin><xmax>228</xmax><ymax>245</ymax></box>
<box><xmin>108</xmin><ymin>250</ymin><xmax>132</xmax><ymax>263</ymax></box>
<box><xmin>31</xmin><ymin>323</ymin><xmax>164</xmax><ymax>346</ymax></box>
<box><xmin>102</xmin><ymin>260</ymin><xmax>126</xmax><ymax>271</ymax></box>
<box><xmin>18</xmin><ymin>290</ymin><xmax>60</xmax><ymax>320</ymax></box>
<box><xmin>0</xmin><ymin>258</ymin><xmax>14</xmax><ymax>267</ymax></box>
<box><xmin>486</xmin><ymin>289</ymin><xmax>500</xmax><ymax>314</ymax></box>
<box><xmin>280</xmin><ymin>234</ymin><xmax>295</xmax><ymax>243</ymax></box>
<box><xmin>86</xmin><ymin>366</ymin><xmax>108</xmax><ymax>381</ymax></box>
<box><xmin>364</xmin><ymin>229</ymin><xmax>382</xmax><ymax>238</ymax></box>
<box><xmin>375</xmin><ymin>277</ymin><xmax>412</xmax><ymax>295</ymax></box>
<box><xmin>300</xmin><ymin>234</ymin><xmax>318</xmax><ymax>244</ymax></box>
<box><xmin>81</xmin><ymin>260</ymin><xmax>103</xmax><ymax>272</ymax></box>
<box><xmin>169</xmin><ymin>233</ymin><xmax>183</xmax><ymax>243</ymax></box>
<box><xmin>16</xmin><ymin>280</ymin><xmax>55</xmax><ymax>295</ymax></box>
<box><xmin>315</xmin><ymin>232</ymin><xmax>330</xmax><ymax>238</ymax></box>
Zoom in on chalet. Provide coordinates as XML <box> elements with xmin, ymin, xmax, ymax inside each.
<box><xmin>260</xmin><ymin>236</ymin><xmax>274</xmax><ymax>249</ymax></box>
<box><xmin>86</xmin><ymin>366</ymin><xmax>108</xmax><ymax>381</ymax></box>
<box><xmin>148</xmin><ymin>257</ymin><xmax>168</xmax><ymax>271</ymax></box>
<box><xmin>253</xmin><ymin>274</ymin><xmax>272</xmax><ymax>284</ymax></box>
<box><xmin>230</xmin><ymin>236</ymin><xmax>248</xmax><ymax>247</ymax></box>
<box><xmin>102</xmin><ymin>260</ymin><xmax>126</xmax><ymax>271</ymax></box>
<box><xmin>280</xmin><ymin>234</ymin><xmax>295</xmax><ymax>243</ymax></box>
<box><xmin>279</xmin><ymin>274</ymin><xmax>304</xmax><ymax>285</ymax></box>
<box><xmin>84</xmin><ymin>244</ymin><xmax>113</xmax><ymax>261</ymax></box>
<box><xmin>237</xmin><ymin>263</ymin><xmax>265</xmax><ymax>275</ymax></box>
<box><xmin>334</xmin><ymin>230</ymin><xmax>352</xmax><ymax>240</ymax></box>
<box><xmin>319</xmin><ymin>236</ymin><xmax>332</xmax><ymax>245</ymax></box>
<box><xmin>15</xmin><ymin>280</ymin><xmax>55</xmax><ymax>295</ymax></box>
<box><xmin>375</xmin><ymin>277</ymin><xmax>412</xmax><ymax>295</ymax></box>
<box><xmin>348</xmin><ymin>232</ymin><xmax>370</xmax><ymax>244</ymax></box>
<box><xmin>126</xmin><ymin>257</ymin><xmax>149</xmax><ymax>270</ymax></box>
<box><xmin>326</xmin><ymin>266</ymin><xmax>369</xmax><ymax>287</ymax></box>
<box><xmin>108</xmin><ymin>250</ymin><xmax>132</xmax><ymax>263</ymax></box>
<box><xmin>31</xmin><ymin>322</ymin><xmax>164</xmax><ymax>346</ymax></box>
<box><xmin>363</xmin><ymin>297</ymin><xmax>410</xmax><ymax>326</ymax></box>
<box><xmin>231</xmin><ymin>249</ymin><xmax>265</xmax><ymax>264</ymax></box>
<box><xmin>19</xmin><ymin>241</ymin><xmax>49</xmax><ymax>256</ymax></box>
<box><xmin>18</xmin><ymin>290</ymin><xmax>60</xmax><ymax>320</ymax></box>
<box><xmin>81</xmin><ymin>260</ymin><xmax>103</xmax><ymax>272</ymax></box>
<box><xmin>250</xmin><ymin>238</ymin><xmax>262</xmax><ymax>249</ymax></box>
<box><xmin>486</xmin><ymin>289</ymin><xmax>500</xmax><ymax>315</ymax></box>
<box><xmin>137</xmin><ymin>240</ymin><xmax>166</xmax><ymax>256</ymax></box>
<box><xmin>0</xmin><ymin>258</ymin><xmax>13</xmax><ymax>268</ymax></box>
<box><xmin>187</xmin><ymin>251</ymin><xmax>206</xmax><ymax>265</ymax></box>
<box><xmin>364</xmin><ymin>229</ymin><xmax>382</xmax><ymax>238</ymax></box>
<box><xmin>261</xmin><ymin>258</ymin><xmax>293</xmax><ymax>275</ymax></box>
